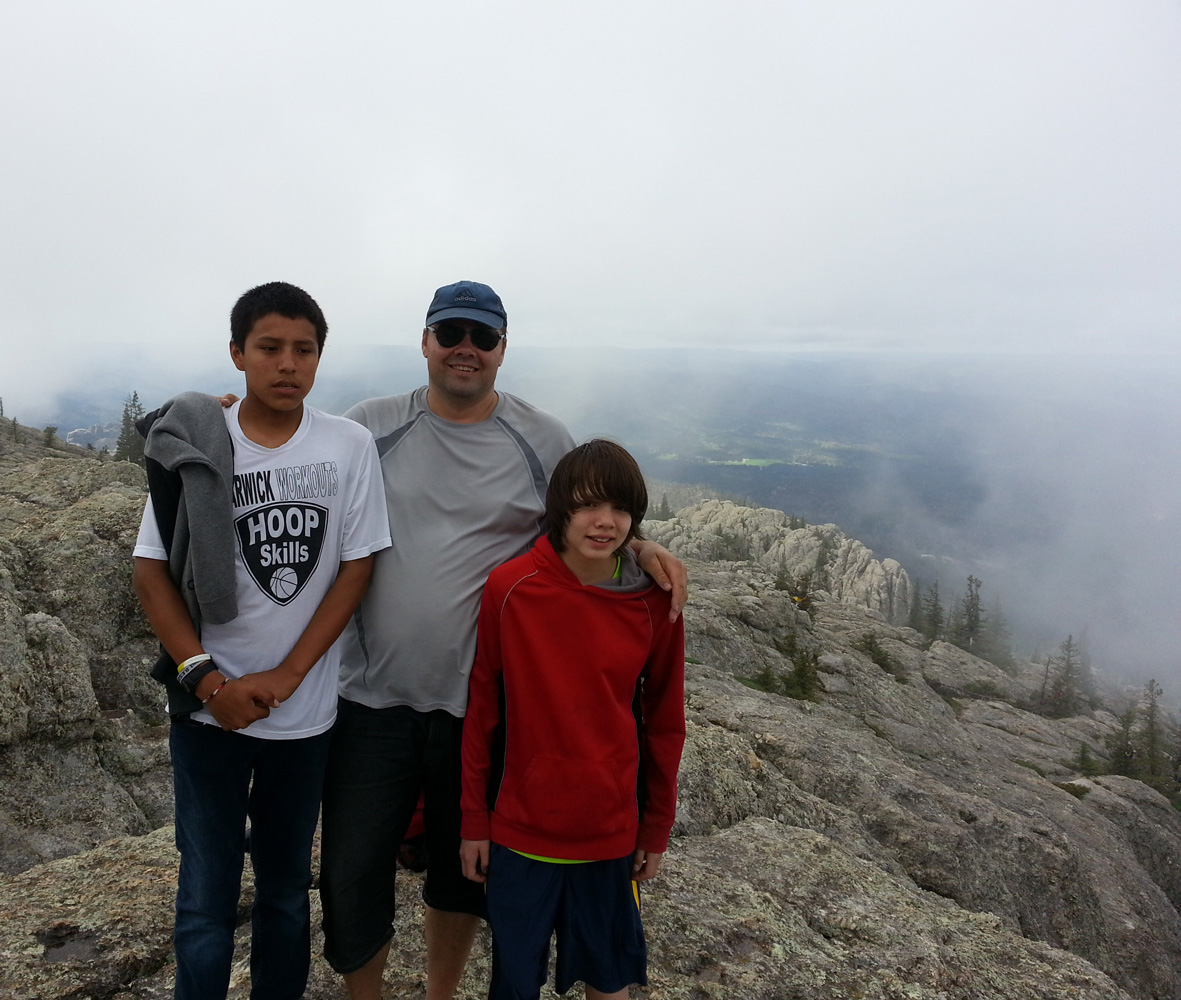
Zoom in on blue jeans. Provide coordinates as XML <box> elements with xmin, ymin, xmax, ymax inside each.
<box><xmin>170</xmin><ymin>718</ymin><xmax>331</xmax><ymax>1000</ymax></box>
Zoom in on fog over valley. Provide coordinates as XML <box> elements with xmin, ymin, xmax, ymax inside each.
<box><xmin>8</xmin><ymin>345</ymin><xmax>1177</xmax><ymax>692</ymax></box>
<box><xmin>2</xmin><ymin>0</ymin><xmax>1178</xmax><ymax>697</ymax></box>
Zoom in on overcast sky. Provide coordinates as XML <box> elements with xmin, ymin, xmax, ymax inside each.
<box><xmin>2</xmin><ymin>0</ymin><xmax>1179</xmax><ymax>410</ymax></box>
<box><xmin>1</xmin><ymin>1</ymin><xmax>1178</xmax><ymax>686</ymax></box>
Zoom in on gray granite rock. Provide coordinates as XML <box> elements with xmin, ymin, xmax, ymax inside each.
<box><xmin>647</xmin><ymin>499</ymin><xmax>912</xmax><ymax>623</ymax></box>
<box><xmin>0</xmin><ymin>450</ymin><xmax>1177</xmax><ymax>998</ymax></box>
<box><xmin>0</xmin><ymin>455</ymin><xmax>169</xmax><ymax>874</ymax></box>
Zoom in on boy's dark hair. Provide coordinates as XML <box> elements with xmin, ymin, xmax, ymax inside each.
<box><xmin>545</xmin><ymin>439</ymin><xmax>648</xmax><ymax>554</ymax></box>
<box><xmin>229</xmin><ymin>282</ymin><xmax>328</xmax><ymax>353</ymax></box>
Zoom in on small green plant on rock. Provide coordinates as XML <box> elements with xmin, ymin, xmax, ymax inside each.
<box><xmin>1054</xmin><ymin>782</ymin><xmax>1090</xmax><ymax>800</ymax></box>
<box><xmin>773</xmin><ymin>632</ymin><xmax>822</xmax><ymax>701</ymax></box>
<box><xmin>936</xmin><ymin>690</ymin><xmax>964</xmax><ymax>716</ymax></box>
<box><xmin>852</xmin><ymin>632</ymin><xmax>908</xmax><ymax>682</ymax></box>
<box><xmin>961</xmin><ymin>679</ymin><xmax>1005</xmax><ymax>700</ymax></box>
<box><xmin>1071</xmin><ymin>742</ymin><xmax>1104</xmax><ymax>777</ymax></box>
<box><xmin>1014</xmin><ymin>759</ymin><xmax>1047</xmax><ymax>778</ymax></box>
<box><xmin>740</xmin><ymin>661</ymin><xmax>780</xmax><ymax>693</ymax></box>
<box><xmin>709</xmin><ymin>528</ymin><xmax>753</xmax><ymax>562</ymax></box>
<box><xmin>738</xmin><ymin>633</ymin><xmax>823</xmax><ymax>702</ymax></box>
<box><xmin>781</xmin><ymin>649</ymin><xmax>821</xmax><ymax>701</ymax></box>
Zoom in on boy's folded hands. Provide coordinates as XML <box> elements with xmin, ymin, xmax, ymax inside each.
<box><xmin>204</xmin><ymin>674</ymin><xmax>282</xmax><ymax>731</ymax></box>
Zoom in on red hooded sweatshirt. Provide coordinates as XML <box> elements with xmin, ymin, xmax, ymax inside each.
<box><xmin>460</xmin><ymin>536</ymin><xmax>685</xmax><ymax>860</ymax></box>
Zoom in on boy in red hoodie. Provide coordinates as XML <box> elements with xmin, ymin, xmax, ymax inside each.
<box><xmin>460</xmin><ymin>439</ymin><xmax>686</xmax><ymax>1000</ymax></box>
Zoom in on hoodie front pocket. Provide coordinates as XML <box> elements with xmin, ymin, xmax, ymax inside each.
<box><xmin>498</xmin><ymin>755</ymin><xmax>637</xmax><ymax>843</ymax></box>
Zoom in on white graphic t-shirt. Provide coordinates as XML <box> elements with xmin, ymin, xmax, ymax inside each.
<box><xmin>134</xmin><ymin>401</ymin><xmax>391</xmax><ymax>739</ymax></box>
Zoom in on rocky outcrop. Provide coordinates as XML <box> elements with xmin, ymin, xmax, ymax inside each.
<box><xmin>647</xmin><ymin>499</ymin><xmax>912</xmax><ymax>623</ymax></box>
<box><xmin>0</xmin><ymin>455</ymin><xmax>169</xmax><ymax>874</ymax></box>
<box><xmin>1</xmin><ymin>452</ymin><xmax>1178</xmax><ymax>998</ymax></box>
<box><xmin>667</xmin><ymin>563</ymin><xmax>1181</xmax><ymax>1000</ymax></box>
<box><xmin>0</xmin><ymin>808</ymin><xmax>1135</xmax><ymax>1000</ymax></box>
<box><xmin>0</xmin><ymin>456</ymin><xmax>162</xmax><ymax>716</ymax></box>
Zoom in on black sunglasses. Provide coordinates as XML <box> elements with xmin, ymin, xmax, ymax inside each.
<box><xmin>431</xmin><ymin>324</ymin><xmax>505</xmax><ymax>352</ymax></box>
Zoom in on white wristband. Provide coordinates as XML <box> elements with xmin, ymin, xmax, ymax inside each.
<box><xmin>176</xmin><ymin>653</ymin><xmax>213</xmax><ymax>685</ymax></box>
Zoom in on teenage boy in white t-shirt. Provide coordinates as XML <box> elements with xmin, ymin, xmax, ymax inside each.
<box><xmin>132</xmin><ymin>281</ymin><xmax>391</xmax><ymax>1000</ymax></box>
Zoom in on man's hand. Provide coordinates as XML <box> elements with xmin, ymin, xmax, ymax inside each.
<box><xmin>632</xmin><ymin>848</ymin><xmax>663</xmax><ymax>882</ymax></box>
<box><xmin>217</xmin><ymin>393</ymin><xmax>239</xmax><ymax>408</ymax></box>
<box><xmin>198</xmin><ymin>673</ymin><xmax>280</xmax><ymax>731</ymax></box>
<box><xmin>460</xmin><ymin>839</ymin><xmax>490</xmax><ymax>883</ymax></box>
<box><xmin>632</xmin><ymin>540</ymin><xmax>687</xmax><ymax>621</ymax></box>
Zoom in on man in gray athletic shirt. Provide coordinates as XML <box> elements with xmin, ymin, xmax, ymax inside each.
<box><xmin>319</xmin><ymin>280</ymin><xmax>686</xmax><ymax>1000</ymax></box>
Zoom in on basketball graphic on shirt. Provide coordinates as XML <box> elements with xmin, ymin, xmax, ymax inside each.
<box><xmin>235</xmin><ymin>501</ymin><xmax>329</xmax><ymax>605</ymax></box>
<box><xmin>270</xmin><ymin>566</ymin><xmax>299</xmax><ymax>600</ymax></box>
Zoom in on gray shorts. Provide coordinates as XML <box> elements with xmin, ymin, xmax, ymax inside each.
<box><xmin>319</xmin><ymin>698</ymin><xmax>486</xmax><ymax>974</ymax></box>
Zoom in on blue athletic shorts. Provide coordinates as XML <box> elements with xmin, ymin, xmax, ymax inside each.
<box><xmin>485</xmin><ymin>844</ymin><xmax>647</xmax><ymax>998</ymax></box>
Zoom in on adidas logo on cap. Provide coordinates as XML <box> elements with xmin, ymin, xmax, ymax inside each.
<box><xmin>426</xmin><ymin>280</ymin><xmax>506</xmax><ymax>326</ymax></box>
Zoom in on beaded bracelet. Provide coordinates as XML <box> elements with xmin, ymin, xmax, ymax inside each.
<box><xmin>202</xmin><ymin>678</ymin><xmax>230</xmax><ymax>704</ymax></box>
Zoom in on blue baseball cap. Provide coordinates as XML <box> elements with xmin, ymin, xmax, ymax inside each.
<box><xmin>425</xmin><ymin>280</ymin><xmax>507</xmax><ymax>330</ymax></box>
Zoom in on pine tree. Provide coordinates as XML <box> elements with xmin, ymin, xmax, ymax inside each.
<box><xmin>1105</xmin><ymin>707</ymin><xmax>1139</xmax><ymax>777</ymax></box>
<box><xmin>1037</xmin><ymin>653</ymin><xmax>1053</xmax><ymax>714</ymax></box>
<box><xmin>746</xmin><ymin>661</ymin><xmax>778</xmax><ymax>692</ymax></box>
<box><xmin>1065</xmin><ymin>633</ymin><xmax>1098</xmax><ymax>708</ymax></box>
<box><xmin>10</xmin><ymin>417</ymin><xmax>19</xmax><ymax>442</ymax></box>
<box><xmin>1173</xmin><ymin>721</ymin><xmax>1181</xmax><ymax>804</ymax></box>
<box><xmin>920</xmin><ymin>581</ymin><xmax>945</xmax><ymax>642</ymax></box>
<box><xmin>650</xmin><ymin>494</ymin><xmax>674</xmax><ymax>520</ymax></box>
<box><xmin>1044</xmin><ymin>635</ymin><xmax>1085</xmax><ymax>718</ymax></box>
<box><xmin>1136</xmin><ymin>679</ymin><xmax>1175</xmax><ymax>796</ymax></box>
<box><xmin>114</xmin><ymin>397</ymin><xmax>134</xmax><ymax>462</ymax></box>
<box><xmin>1077</xmin><ymin>637</ymin><xmax>1098</xmax><ymax>708</ymax></box>
<box><xmin>906</xmin><ymin>578</ymin><xmax>924</xmax><ymax>633</ymax></box>
<box><xmin>1072</xmin><ymin>741</ymin><xmax>1103</xmax><ymax>777</ymax></box>
<box><xmin>812</xmin><ymin>533</ymin><xmax>836</xmax><ymax>591</ymax></box>
<box><xmin>977</xmin><ymin>596</ymin><xmax>1014</xmax><ymax>671</ymax></box>
<box><xmin>945</xmin><ymin>603</ymin><xmax>964</xmax><ymax>647</ymax></box>
<box><xmin>43</xmin><ymin>425</ymin><xmax>57</xmax><ymax>448</ymax></box>
<box><xmin>780</xmin><ymin>646</ymin><xmax>821</xmax><ymax>701</ymax></box>
<box><xmin>114</xmin><ymin>391</ymin><xmax>146</xmax><ymax>465</ymax></box>
<box><xmin>952</xmin><ymin>575</ymin><xmax>985</xmax><ymax>650</ymax></box>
